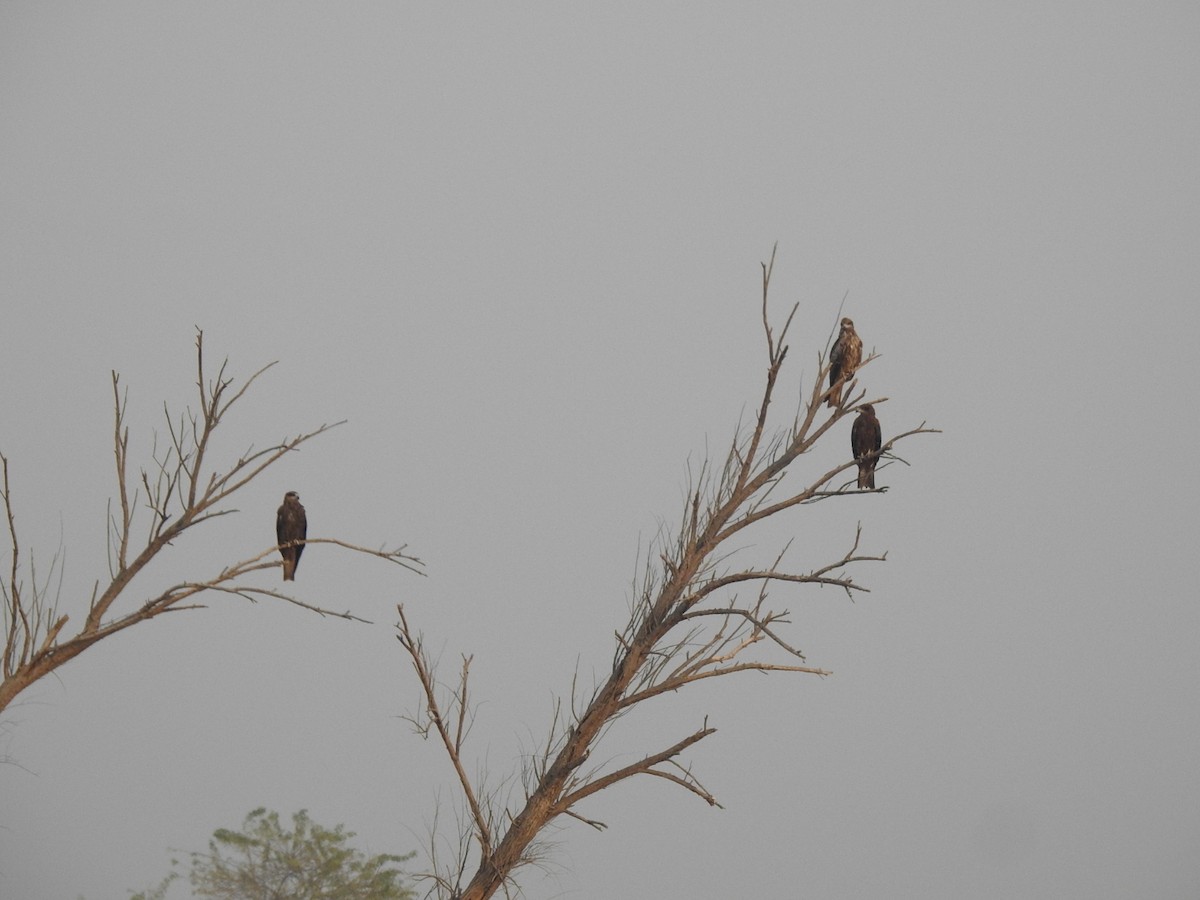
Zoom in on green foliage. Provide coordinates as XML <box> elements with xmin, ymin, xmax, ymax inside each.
<box><xmin>138</xmin><ymin>808</ymin><xmax>413</xmax><ymax>900</ymax></box>
<box><xmin>129</xmin><ymin>871</ymin><xmax>179</xmax><ymax>900</ymax></box>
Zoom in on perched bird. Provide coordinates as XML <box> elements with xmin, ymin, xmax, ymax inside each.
<box><xmin>276</xmin><ymin>491</ymin><xmax>307</xmax><ymax>581</ymax></box>
<box><xmin>827</xmin><ymin>317</ymin><xmax>863</xmax><ymax>407</ymax></box>
<box><xmin>851</xmin><ymin>404</ymin><xmax>882</xmax><ymax>490</ymax></box>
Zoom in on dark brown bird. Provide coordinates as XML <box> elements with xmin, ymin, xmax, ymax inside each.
<box><xmin>276</xmin><ymin>491</ymin><xmax>307</xmax><ymax>581</ymax></box>
<box><xmin>827</xmin><ymin>317</ymin><xmax>863</xmax><ymax>407</ymax></box>
<box><xmin>851</xmin><ymin>404</ymin><xmax>882</xmax><ymax>489</ymax></box>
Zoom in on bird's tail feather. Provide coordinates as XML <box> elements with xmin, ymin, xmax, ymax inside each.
<box><xmin>857</xmin><ymin>462</ymin><xmax>875</xmax><ymax>490</ymax></box>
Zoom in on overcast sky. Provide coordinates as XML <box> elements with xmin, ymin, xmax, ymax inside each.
<box><xmin>2</xmin><ymin>4</ymin><xmax>1199</xmax><ymax>899</ymax></box>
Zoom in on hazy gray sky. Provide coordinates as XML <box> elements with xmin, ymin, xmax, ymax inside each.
<box><xmin>3</xmin><ymin>4</ymin><xmax>1199</xmax><ymax>899</ymax></box>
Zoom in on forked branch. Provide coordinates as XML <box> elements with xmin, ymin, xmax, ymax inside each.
<box><xmin>0</xmin><ymin>330</ymin><xmax>424</xmax><ymax>718</ymax></box>
<box><xmin>396</xmin><ymin>605</ymin><xmax>493</xmax><ymax>866</ymax></box>
<box><xmin>398</xmin><ymin>252</ymin><xmax>939</xmax><ymax>900</ymax></box>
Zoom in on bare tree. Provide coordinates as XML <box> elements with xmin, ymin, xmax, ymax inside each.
<box><xmin>396</xmin><ymin>250</ymin><xmax>939</xmax><ymax>900</ymax></box>
<box><xmin>0</xmin><ymin>330</ymin><xmax>423</xmax><ymax>718</ymax></box>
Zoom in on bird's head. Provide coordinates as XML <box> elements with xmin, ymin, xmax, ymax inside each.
<box><xmin>841</xmin><ymin>317</ymin><xmax>855</xmax><ymax>330</ymax></box>
<box><xmin>859</xmin><ymin>404</ymin><xmax>874</xmax><ymax>416</ymax></box>
<box><xmin>285</xmin><ymin>491</ymin><xmax>300</xmax><ymax>502</ymax></box>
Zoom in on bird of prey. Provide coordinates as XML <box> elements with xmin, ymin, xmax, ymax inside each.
<box><xmin>827</xmin><ymin>317</ymin><xmax>863</xmax><ymax>408</ymax></box>
<box><xmin>851</xmin><ymin>404</ymin><xmax>882</xmax><ymax>490</ymax></box>
<box><xmin>276</xmin><ymin>491</ymin><xmax>307</xmax><ymax>581</ymax></box>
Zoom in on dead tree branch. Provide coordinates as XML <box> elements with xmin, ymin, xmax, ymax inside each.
<box><xmin>398</xmin><ymin>250</ymin><xmax>939</xmax><ymax>900</ymax></box>
<box><xmin>396</xmin><ymin>606</ymin><xmax>494</xmax><ymax>865</ymax></box>
<box><xmin>0</xmin><ymin>329</ymin><xmax>423</xmax><ymax>718</ymax></box>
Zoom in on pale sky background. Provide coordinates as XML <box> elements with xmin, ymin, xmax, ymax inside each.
<box><xmin>2</xmin><ymin>4</ymin><xmax>1199</xmax><ymax>899</ymax></box>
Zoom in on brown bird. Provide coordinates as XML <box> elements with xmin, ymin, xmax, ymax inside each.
<box><xmin>276</xmin><ymin>491</ymin><xmax>307</xmax><ymax>581</ymax></box>
<box><xmin>827</xmin><ymin>317</ymin><xmax>863</xmax><ymax>407</ymax></box>
<box><xmin>851</xmin><ymin>404</ymin><xmax>882</xmax><ymax>489</ymax></box>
